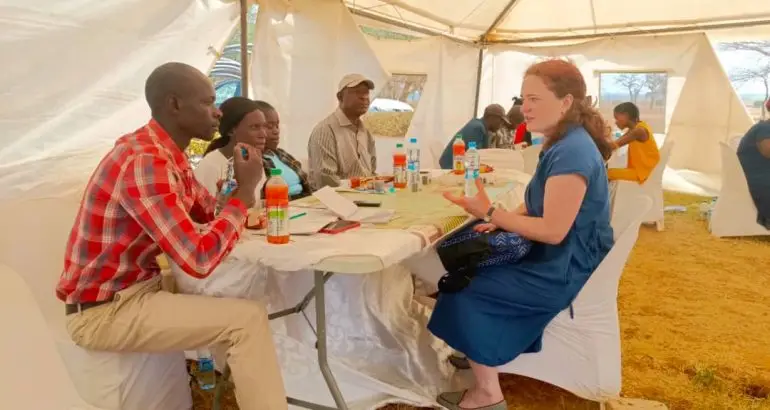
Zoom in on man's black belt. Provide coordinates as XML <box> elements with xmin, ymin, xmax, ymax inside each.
<box><xmin>65</xmin><ymin>297</ymin><xmax>114</xmax><ymax>315</ymax></box>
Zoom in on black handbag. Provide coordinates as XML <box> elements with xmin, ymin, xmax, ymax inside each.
<box><xmin>436</xmin><ymin>232</ymin><xmax>492</xmax><ymax>293</ymax></box>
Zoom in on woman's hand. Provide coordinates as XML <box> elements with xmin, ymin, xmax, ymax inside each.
<box><xmin>443</xmin><ymin>179</ymin><xmax>492</xmax><ymax>219</ymax></box>
<box><xmin>473</xmin><ymin>223</ymin><xmax>497</xmax><ymax>233</ymax></box>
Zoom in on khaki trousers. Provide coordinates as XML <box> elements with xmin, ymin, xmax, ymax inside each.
<box><xmin>66</xmin><ymin>276</ymin><xmax>287</xmax><ymax>410</ymax></box>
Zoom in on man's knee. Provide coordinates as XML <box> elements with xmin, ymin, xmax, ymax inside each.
<box><xmin>230</xmin><ymin>299</ymin><xmax>269</xmax><ymax>330</ymax></box>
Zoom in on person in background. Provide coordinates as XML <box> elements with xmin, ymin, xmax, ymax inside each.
<box><xmin>429</xmin><ymin>59</ymin><xmax>615</xmax><ymax>410</ymax></box>
<box><xmin>196</xmin><ymin>97</ymin><xmax>268</xmax><ymax>202</ymax></box>
<box><xmin>308</xmin><ymin>73</ymin><xmax>376</xmax><ymax>189</ymax></box>
<box><xmin>56</xmin><ymin>63</ymin><xmax>287</xmax><ymax>410</ymax></box>
<box><xmin>509</xmin><ymin>97</ymin><xmax>532</xmax><ymax>148</ymax></box>
<box><xmin>607</xmin><ymin>102</ymin><xmax>660</xmax><ymax>183</ymax></box>
<box><xmin>254</xmin><ymin>100</ymin><xmax>313</xmax><ymax>200</ymax></box>
<box><xmin>489</xmin><ymin>98</ymin><xmax>529</xmax><ymax>149</ymax></box>
<box><xmin>439</xmin><ymin>104</ymin><xmax>508</xmax><ymax>169</ymax></box>
<box><xmin>737</xmin><ymin>98</ymin><xmax>770</xmax><ymax>229</ymax></box>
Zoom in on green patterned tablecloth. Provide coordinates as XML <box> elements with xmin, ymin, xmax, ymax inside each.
<box><xmin>292</xmin><ymin>170</ymin><xmax>530</xmax><ymax>241</ymax></box>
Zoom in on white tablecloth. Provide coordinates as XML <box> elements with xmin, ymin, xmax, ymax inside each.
<box><xmin>173</xmin><ymin>172</ymin><xmax>530</xmax><ymax>408</ymax></box>
<box><xmin>173</xmin><ymin>226</ymin><xmax>454</xmax><ymax>408</ymax></box>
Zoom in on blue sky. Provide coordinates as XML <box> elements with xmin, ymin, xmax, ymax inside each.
<box><xmin>716</xmin><ymin>47</ymin><xmax>768</xmax><ymax>95</ymax></box>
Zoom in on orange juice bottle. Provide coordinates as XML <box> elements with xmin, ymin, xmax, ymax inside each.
<box><xmin>393</xmin><ymin>143</ymin><xmax>407</xmax><ymax>189</ymax></box>
<box><xmin>265</xmin><ymin>168</ymin><xmax>290</xmax><ymax>244</ymax></box>
<box><xmin>452</xmin><ymin>135</ymin><xmax>466</xmax><ymax>175</ymax></box>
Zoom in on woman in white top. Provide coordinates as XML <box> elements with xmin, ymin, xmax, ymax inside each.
<box><xmin>195</xmin><ymin>97</ymin><xmax>268</xmax><ymax>202</ymax></box>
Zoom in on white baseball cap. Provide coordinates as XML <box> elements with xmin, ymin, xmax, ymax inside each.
<box><xmin>337</xmin><ymin>73</ymin><xmax>374</xmax><ymax>93</ymax></box>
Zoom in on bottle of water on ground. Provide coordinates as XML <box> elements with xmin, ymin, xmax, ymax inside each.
<box><xmin>464</xmin><ymin>141</ymin><xmax>480</xmax><ymax>197</ymax></box>
<box><xmin>196</xmin><ymin>349</ymin><xmax>216</xmax><ymax>390</ymax></box>
<box><xmin>266</xmin><ymin>168</ymin><xmax>290</xmax><ymax>244</ymax></box>
<box><xmin>407</xmin><ymin>137</ymin><xmax>421</xmax><ymax>192</ymax></box>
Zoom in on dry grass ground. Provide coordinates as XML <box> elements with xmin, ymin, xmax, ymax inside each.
<box><xmin>363</xmin><ymin>112</ymin><xmax>414</xmax><ymax>137</ymax></box>
<box><xmin>192</xmin><ymin>192</ymin><xmax>770</xmax><ymax>410</ymax></box>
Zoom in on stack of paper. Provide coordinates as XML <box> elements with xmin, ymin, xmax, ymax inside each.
<box><xmin>313</xmin><ymin>186</ymin><xmax>396</xmax><ymax>223</ymax></box>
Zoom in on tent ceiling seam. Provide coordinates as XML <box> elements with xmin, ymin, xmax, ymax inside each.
<box><xmin>495</xmin><ymin>18</ymin><xmax>770</xmax><ymax>44</ymax></box>
<box><xmin>480</xmin><ymin>0</ymin><xmax>519</xmax><ymax>42</ymax></box>
<box><xmin>494</xmin><ymin>11</ymin><xmax>770</xmax><ymax>34</ymax></box>
<box><xmin>348</xmin><ymin>6</ymin><xmax>478</xmax><ymax>45</ymax></box>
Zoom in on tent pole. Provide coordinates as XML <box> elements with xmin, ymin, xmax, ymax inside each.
<box><xmin>473</xmin><ymin>47</ymin><xmax>484</xmax><ymax>116</ymax></box>
<box><xmin>239</xmin><ymin>0</ymin><xmax>249</xmax><ymax>97</ymax></box>
<box><xmin>481</xmin><ymin>0</ymin><xmax>520</xmax><ymax>41</ymax></box>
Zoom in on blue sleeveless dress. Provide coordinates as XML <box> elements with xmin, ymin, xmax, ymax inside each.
<box><xmin>737</xmin><ymin>121</ymin><xmax>770</xmax><ymax>228</ymax></box>
<box><xmin>427</xmin><ymin>126</ymin><xmax>615</xmax><ymax>366</ymax></box>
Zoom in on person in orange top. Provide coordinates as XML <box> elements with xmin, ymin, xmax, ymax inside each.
<box><xmin>608</xmin><ymin>102</ymin><xmax>660</xmax><ymax>183</ymax></box>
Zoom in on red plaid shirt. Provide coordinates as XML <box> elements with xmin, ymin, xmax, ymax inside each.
<box><xmin>56</xmin><ymin>120</ymin><xmax>248</xmax><ymax>304</ymax></box>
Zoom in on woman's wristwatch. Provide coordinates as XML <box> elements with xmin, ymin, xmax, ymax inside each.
<box><xmin>483</xmin><ymin>205</ymin><xmax>496</xmax><ymax>222</ymax></box>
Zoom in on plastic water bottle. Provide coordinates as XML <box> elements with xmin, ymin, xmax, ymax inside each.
<box><xmin>266</xmin><ymin>168</ymin><xmax>290</xmax><ymax>244</ymax></box>
<box><xmin>393</xmin><ymin>143</ymin><xmax>407</xmax><ymax>189</ymax></box>
<box><xmin>464</xmin><ymin>141</ymin><xmax>480</xmax><ymax>197</ymax></box>
<box><xmin>197</xmin><ymin>349</ymin><xmax>216</xmax><ymax>390</ymax></box>
<box><xmin>215</xmin><ymin>158</ymin><xmax>237</xmax><ymax>215</ymax></box>
<box><xmin>452</xmin><ymin>135</ymin><xmax>466</xmax><ymax>175</ymax></box>
<box><xmin>407</xmin><ymin>137</ymin><xmax>421</xmax><ymax>192</ymax></box>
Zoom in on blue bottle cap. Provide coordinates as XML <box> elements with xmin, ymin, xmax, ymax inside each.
<box><xmin>409</xmin><ymin>137</ymin><xmax>417</xmax><ymax>143</ymax></box>
<box><xmin>468</xmin><ymin>141</ymin><xmax>477</xmax><ymax>149</ymax></box>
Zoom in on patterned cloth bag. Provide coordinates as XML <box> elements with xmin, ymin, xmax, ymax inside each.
<box><xmin>436</xmin><ymin>222</ymin><xmax>532</xmax><ymax>293</ymax></box>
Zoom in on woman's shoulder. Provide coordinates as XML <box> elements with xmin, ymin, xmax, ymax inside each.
<box><xmin>541</xmin><ymin>126</ymin><xmax>604</xmax><ymax>176</ymax></box>
<box><xmin>552</xmin><ymin>126</ymin><xmax>598</xmax><ymax>155</ymax></box>
<box><xmin>195</xmin><ymin>150</ymin><xmax>227</xmax><ymax>174</ymax></box>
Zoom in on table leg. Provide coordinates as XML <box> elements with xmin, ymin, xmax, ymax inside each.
<box><xmin>212</xmin><ymin>271</ymin><xmax>347</xmax><ymax>410</ymax></box>
<box><xmin>314</xmin><ymin>270</ymin><xmax>348</xmax><ymax>409</ymax></box>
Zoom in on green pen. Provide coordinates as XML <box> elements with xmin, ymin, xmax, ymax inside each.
<box><xmin>289</xmin><ymin>212</ymin><xmax>307</xmax><ymax>220</ymax></box>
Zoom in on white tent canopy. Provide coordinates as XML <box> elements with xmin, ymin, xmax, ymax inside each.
<box><xmin>1</xmin><ymin>0</ymin><xmax>769</xmax><ymax>200</ymax></box>
<box><xmin>346</xmin><ymin>0</ymin><xmax>770</xmax><ymax>43</ymax></box>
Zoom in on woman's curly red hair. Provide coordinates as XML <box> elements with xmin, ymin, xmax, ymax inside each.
<box><xmin>525</xmin><ymin>59</ymin><xmax>614</xmax><ymax>160</ymax></box>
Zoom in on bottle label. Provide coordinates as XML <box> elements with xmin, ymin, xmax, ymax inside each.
<box><xmin>267</xmin><ymin>205</ymin><xmax>289</xmax><ymax>237</ymax></box>
<box><xmin>393</xmin><ymin>164</ymin><xmax>406</xmax><ymax>184</ymax></box>
<box><xmin>453</xmin><ymin>155</ymin><xmax>465</xmax><ymax>172</ymax></box>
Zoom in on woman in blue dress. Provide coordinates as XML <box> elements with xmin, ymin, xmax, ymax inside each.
<box><xmin>428</xmin><ymin>59</ymin><xmax>616</xmax><ymax>410</ymax></box>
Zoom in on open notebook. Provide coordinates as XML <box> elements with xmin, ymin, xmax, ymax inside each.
<box><xmin>312</xmin><ymin>186</ymin><xmax>396</xmax><ymax>223</ymax></box>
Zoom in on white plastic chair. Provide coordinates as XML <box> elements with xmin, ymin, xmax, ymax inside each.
<box><xmin>0</xmin><ymin>196</ymin><xmax>192</xmax><ymax>410</ymax></box>
<box><xmin>499</xmin><ymin>196</ymin><xmax>652</xmax><ymax>402</ymax></box>
<box><xmin>610</xmin><ymin>141</ymin><xmax>674</xmax><ymax>232</ymax></box>
<box><xmin>521</xmin><ymin>144</ymin><xmax>542</xmax><ymax>175</ymax></box>
<box><xmin>0</xmin><ymin>264</ymin><xmax>104</xmax><ymax>410</ymax></box>
<box><xmin>479</xmin><ymin>148</ymin><xmax>525</xmax><ymax>171</ymax></box>
<box><xmin>710</xmin><ymin>142</ymin><xmax>770</xmax><ymax>238</ymax></box>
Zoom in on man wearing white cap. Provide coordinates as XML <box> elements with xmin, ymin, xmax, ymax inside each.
<box><xmin>308</xmin><ymin>73</ymin><xmax>377</xmax><ymax>189</ymax></box>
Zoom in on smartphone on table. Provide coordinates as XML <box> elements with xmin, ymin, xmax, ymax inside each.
<box><xmin>353</xmin><ymin>200</ymin><xmax>382</xmax><ymax>208</ymax></box>
<box><xmin>320</xmin><ymin>220</ymin><xmax>361</xmax><ymax>234</ymax></box>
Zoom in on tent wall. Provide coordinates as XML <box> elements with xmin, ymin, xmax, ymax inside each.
<box><xmin>366</xmin><ymin>37</ymin><xmax>480</xmax><ymax>166</ymax></box>
<box><xmin>250</xmin><ymin>0</ymin><xmax>390</xmax><ymax>159</ymax></box>
<box><xmin>0</xmin><ymin>0</ymin><xmax>239</xmax><ymax>201</ymax></box>
<box><xmin>478</xmin><ymin>34</ymin><xmax>753</xmax><ymax>176</ymax></box>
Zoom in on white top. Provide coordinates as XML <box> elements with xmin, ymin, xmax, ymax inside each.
<box><xmin>194</xmin><ymin>150</ymin><xmax>266</xmax><ymax>205</ymax></box>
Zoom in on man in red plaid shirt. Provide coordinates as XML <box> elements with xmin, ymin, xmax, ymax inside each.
<box><xmin>56</xmin><ymin>63</ymin><xmax>286</xmax><ymax>410</ymax></box>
